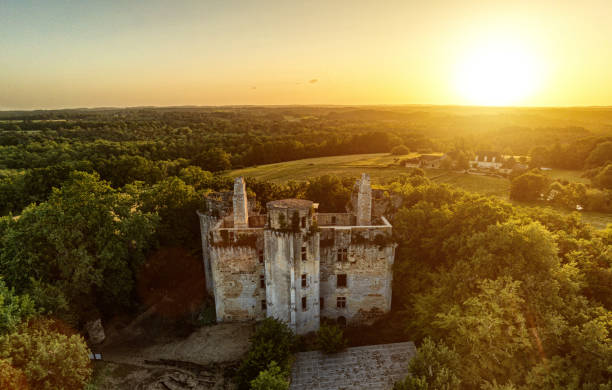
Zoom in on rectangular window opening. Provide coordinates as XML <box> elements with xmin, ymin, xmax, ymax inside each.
<box><xmin>337</xmin><ymin>274</ymin><xmax>347</xmax><ymax>288</ymax></box>
<box><xmin>301</xmin><ymin>246</ymin><xmax>307</xmax><ymax>261</ymax></box>
<box><xmin>258</xmin><ymin>249</ymin><xmax>264</xmax><ymax>264</ymax></box>
<box><xmin>302</xmin><ymin>296</ymin><xmax>307</xmax><ymax>311</ymax></box>
<box><xmin>261</xmin><ymin>300</ymin><xmax>267</xmax><ymax>310</ymax></box>
<box><xmin>337</xmin><ymin>248</ymin><xmax>347</xmax><ymax>262</ymax></box>
<box><xmin>320</xmin><ymin>297</ymin><xmax>325</xmax><ymax>310</ymax></box>
<box><xmin>301</xmin><ymin>216</ymin><xmax>306</xmax><ymax>228</ymax></box>
<box><xmin>331</xmin><ymin>216</ymin><xmax>336</xmax><ymax>225</ymax></box>
<box><xmin>337</xmin><ymin>296</ymin><xmax>346</xmax><ymax>308</ymax></box>
<box><xmin>260</xmin><ymin>274</ymin><xmax>265</xmax><ymax>289</ymax></box>
<box><xmin>301</xmin><ymin>273</ymin><xmax>307</xmax><ymax>288</ymax></box>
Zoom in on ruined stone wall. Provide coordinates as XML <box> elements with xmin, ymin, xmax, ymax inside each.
<box><xmin>248</xmin><ymin>215</ymin><xmax>267</xmax><ymax>228</ymax></box>
<box><xmin>319</xmin><ymin>224</ymin><xmax>394</xmax><ymax>326</ymax></box>
<box><xmin>267</xmin><ymin>207</ymin><xmax>312</xmax><ymax>231</ymax></box>
<box><xmin>264</xmin><ymin>206</ymin><xmax>320</xmax><ymax>334</ymax></box>
<box><xmin>316</xmin><ymin>213</ymin><xmax>355</xmax><ymax>226</ymax></box>
<box><xmin>201</xmin><ymin>175</ymin><xmax>396</xmax><ymax>333</ymax></box>
<box><xmin>293</xmin><ymin>231</ymin><xmax>320</xmax><ymax>334</ymax></box>
<box><xmin>197</xmin><ymin>211</ymin><xmax>220</xmax><ymax>295</ymax></box>
<box><xmin>209</xmin><ymin>229</ymin><xmax>265</xmax><ymax>322</ymax></box>
<box><xmin>264</xmin><ymin>231</ymin><xmax>294</xmax><ymax>325</ymax></box>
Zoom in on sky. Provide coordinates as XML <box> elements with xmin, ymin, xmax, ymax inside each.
<box><xmin>1</xmin><ymin>0</ymin><xmax>611</xmax><ymax>109</ymax></box>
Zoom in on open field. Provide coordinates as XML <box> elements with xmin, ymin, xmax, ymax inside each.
<box><xmin>228</xmin><ymin>153</ymin><xmax>611</xmax><ymax>228</ymax></box>
<box><xmin>545</xmin><ymin>169</ymin><xmax>590</xmax><ymax>184</ymax></box>
<box><xmin>229</xmin><ymin>153</ymin><xmax>510</xmax><ymax>195</ymax></box>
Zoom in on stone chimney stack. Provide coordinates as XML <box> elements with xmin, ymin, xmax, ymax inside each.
<box><xmin>356</xmin><ymin>173</ymin><xmax>372</xmax><ymax>226</ymax></box>
<box><xmin>233</xmin><ymin>177</ymin><xmax>248</xmax><ymax>228</ymax></box>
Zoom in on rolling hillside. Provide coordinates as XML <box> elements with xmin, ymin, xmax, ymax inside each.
<box><xmin>228</xmin><ymin>153</ymin><xmax>611</xmax><ymax>228</ymax></box>
<box><xmin>228</xmin><ymin>153</ymin><xmax>510</xmax><ymax>196</ymax></box>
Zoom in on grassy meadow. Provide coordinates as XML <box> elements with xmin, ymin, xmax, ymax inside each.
<box><xmin>229</xmin><ymin>153</ymin><xmax>509</xmax><ymax>194</ymax></box>
<box><xmin>228</xmin><ymin>153</ymin><xmax>611</xmax><ymax>229</ymax></box>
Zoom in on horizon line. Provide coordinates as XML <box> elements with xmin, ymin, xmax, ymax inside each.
<box><xmin>3</xmin><ymin>103</ymin><xmax>612</xmax><ymax>113</ymax></box>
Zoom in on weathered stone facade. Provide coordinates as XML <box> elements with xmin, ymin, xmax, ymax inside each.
<box><xmin>198</xmin><ymin>174</ymin><xmax>395</xmax><ymax>334</ymax></box>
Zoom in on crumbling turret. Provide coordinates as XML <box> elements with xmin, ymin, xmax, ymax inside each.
<box><xmin>233</xmin><ymin>177</ymin><xmax>248</xmax><ymax>228</ymax></box>
<box><xmin>356</xmin><ymin>173</ymin><xmax>372</xmax><ymax>225</ymax></box>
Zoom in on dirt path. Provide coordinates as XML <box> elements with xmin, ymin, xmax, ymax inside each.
<box><xmin>92</xmin><ymin>322</ymin><xmax>254</xmax><ymax>389</ymax></box>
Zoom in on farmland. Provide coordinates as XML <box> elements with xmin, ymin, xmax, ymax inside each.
<box><xmin>229</xmin><ymin>153</ymin><xmax>509</xmax><ymax>194</ymax></box>
<box><xmin>229</xmin><ymin>153</ymin><xmax>611</xmax><ymax>228</ymax></box>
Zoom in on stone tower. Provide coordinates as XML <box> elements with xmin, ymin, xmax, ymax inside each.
<box><xmin>233</xmin><ymin>177</ymin><xmax>248</xmax><ymax>228</ymax></box>
<box><xmin>264</xmin><ymin>199</ymin><xmax>320</xmax><ymax>334</ymax></box>
<box><xmin>356</xmin><ymin>173</ymin><xmax>372</xmax><ymax>225</ymax></box>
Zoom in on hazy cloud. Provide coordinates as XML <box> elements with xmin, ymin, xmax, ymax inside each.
<box><xmin>309</xmin><ymin>79</ymin><xmax>318</xmax><ymax>84</ymax></box>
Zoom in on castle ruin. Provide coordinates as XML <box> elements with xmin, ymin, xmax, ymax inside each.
<box><xmin>197</xmin><ymin>173</ymin><xmax>395</xmax><ymax>334</ymax></box>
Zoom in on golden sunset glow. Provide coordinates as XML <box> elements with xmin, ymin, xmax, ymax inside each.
<box><xmin>1</xmin><ymin>0</ymin><xmax>612</xmax><ymax>109</ymax></box>
<box><xmin>455</xmin><ymin>39</ymin><xmax>543</xmax><ymax>106</ymax></box>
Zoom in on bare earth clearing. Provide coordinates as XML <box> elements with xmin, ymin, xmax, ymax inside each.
<box><xmin>91</xmin><ymin>322</ymin><xmax>253</xmax><ymax>389</ymax></box>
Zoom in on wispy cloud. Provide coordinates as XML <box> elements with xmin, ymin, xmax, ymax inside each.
<box><xmin>309</xmin><ymin>79</ymin><xmax>318</xmax><ymax>84</ymax></box>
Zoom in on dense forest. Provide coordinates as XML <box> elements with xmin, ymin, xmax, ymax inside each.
<box><xmin>1</xmin><ymin>106</ymin><xmax>611</xmax><ymax>217</ymax></box>
<box><xmin>0</xmin><ymin>106</ymin><xmax>611</xmax><ymax>389</ymax></box>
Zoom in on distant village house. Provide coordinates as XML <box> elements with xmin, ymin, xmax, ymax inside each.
<box><xmin>470</xmin><ymin>151</ymin><xmax>503</xmax><ymax>170</ymax></box>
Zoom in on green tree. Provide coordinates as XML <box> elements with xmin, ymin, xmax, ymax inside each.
<box><xmin>317</xmin><ymin>324</ymin><xmax>347</xmax><ymax>353</ymax></box>
<box><xmin>592</xmin><ymin>163</ymin><xmax>612</xmax><ymax>189</ymax></box>
<box><xmin>529</xmin><ymin>146</ymin><xmax>550</xmax><ymax>168</ymax></box>
<box><xmin>585</xmin><ymin>141</ymin><xmax>612</xmax><ymax>168</ymax></box>
<box><xmin>454</xmin><ymin>152</ymin><xmax>470</xmax><ymax>171</ymax></box>
<box><xmin>235</xmin><ymin>317</ymin><xmax>296</xmax><ymax>390</ymax></box>
<box><xmin>195</xmin><ymin>147</ymin><xmax>232</xmax><ymax>172</ymax></box>
<box><xmin>394</xmin><ymin>337</ymin><xmax>461</xmax><ymax>390</ymax></box>
<box><xmin>178</xmin><ymin>165</ymin><xmax>213</xmax><ymax>189</ymax></box>
<box><xmin>0</xmin><ymin>319</ymin><xmax>92</xmax><ymax>390</ymax></box>
<box><xmin>434</xmin><ymin>277</ymin><xmax>534</xmax><ymax>387</ymax></box>
<box><xmin>510</xmin><ymin>170</ymin><xmax>550</xmax><ymax>202</ymax></box>
<box><xmin>0</xmin><ymin>172</ymin><xmax>157</xmax><ymax>323</ymax></box>
<box><xmin>305</xmin><ymin>175</ymin><xmax>353</xmax><ymax>212</ymax></box>
<box><xmin>0</xmin><ymin>359</ymin><xmax>29</xmax><ymax>390</ymax></box>
<box><xmin>391</xmin><ymin>145</ymin><xmax>411</xmax><ymax>155</ymax></box>
<box><xmin>135</xmin><ymin>177</ymin><xmax>208</xmax><ymax>247</ymax></box>
<box><xmin>0</xmin><ymin>279</ymin><xmax>37</xmax><ymax>336</ymax></box>
<box><xmin>250</xmin><ymin>361</ymin><xmax>290</xmax><ymax>390</ymax></box>
<box><xmin>393</xmin><ymin>376</ymin><xmax>428</xmax><ymax>390</ymax></box>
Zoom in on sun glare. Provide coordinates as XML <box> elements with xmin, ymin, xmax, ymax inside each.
<box><xmin>455</xmin><ymin>40</ymin><xmax>542</xmax><ymax>106</ymax></box>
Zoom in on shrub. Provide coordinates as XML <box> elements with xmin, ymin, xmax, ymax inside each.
<box><xmin>234</xmin><ymin>318</ymin><xmax>296</xmax><ymax>390</ymax></box>
<box><xmin>394</xmin><ymin>338</ymin><xmax>461</xmax><ymax>390</ymax></box>
<box><xmin>250</xmin><ymin>361</ymin><xmax>290</xmax><ymax>390</ymax></box>
<box><xmin>195</xmin><ymin>304</ymin><xmax>216</xmax><ymax>326</ymax></box>
<box><xmin>393</xmin><ymin>375</ymin><xmax>428</xmax><ymax>390</ymax></box>
<box><xmin>317</xmin><ymin>324</ymin><xmax>347</xmax><ymax>353</ymax></box>
<box><xmin>0</xmin><ymin>319</ymin><xmax>92</xmax><ymax>390</ymax></box>
<box><xmin>391</xmin><ymin>145</ymin><xmax>411</xmax><ymax>156</ymax></box>
<box><xmin>0</xmin><ymin>359</ymin><xmax>28</xmax><ymax>390</ymax></box>
<box><xmin>0</xmin><ymin>279</ymin><xmax>37</xmax><ymax>336</ymax></box>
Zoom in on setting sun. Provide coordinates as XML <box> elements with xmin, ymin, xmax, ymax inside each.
<box><xmin>455</xmin><ymin>40</ymin><xmax>543</xmax><ymax>106</ymax></box>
